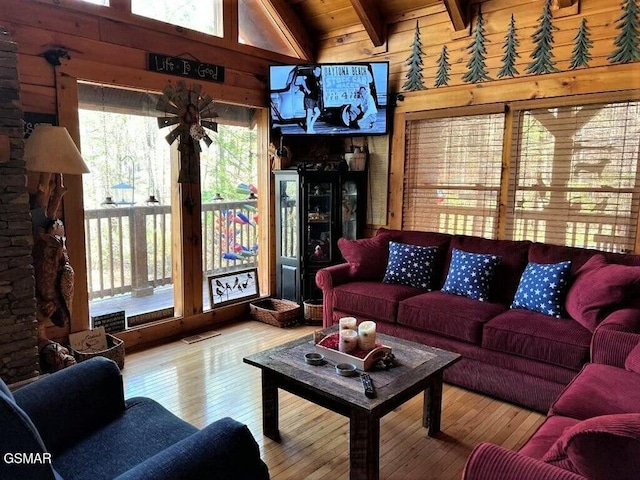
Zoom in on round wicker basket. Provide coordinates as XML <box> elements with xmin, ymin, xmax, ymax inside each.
<box><xmin>303</xmin><ymin>299</ymin><xmax>323</xmax><ymax>325</ymax></box>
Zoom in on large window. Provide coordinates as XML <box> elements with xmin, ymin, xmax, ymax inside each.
<box><xmin>403</xmin><ymin>112</ymin><xmax>505</xmax><ymax>238</ymax></box>
<box><xmin>79</xmin><ymin>84</ymin><xmax>259</xmax><ymax>328</ymax></box>
<box><xmin>402</xmin><ymin>99</ymin><xmax>640</xmax><ymax>253</ymax></box>
<box><xmin>131</xmin><ymin>0</ymin><xmax>223</xmax><ymax>37</ymax></box>
<box><xmin>506</xmin><ymin>101</ymin><xmax>640</xmax><ymax>253</ymax></box>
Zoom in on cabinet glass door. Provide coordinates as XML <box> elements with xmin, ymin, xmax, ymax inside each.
<box><xmin>307</xmin><ymin>180</ymin><xmax>332</xmax><ymax>264</ymax></box>
<box><xmin>279</xmin><ymin>179</ymin><xmax>298</xmax><ymax>258</ymax></box>
<box><xmin>341</xmin><ymin>180</ymin><xmax>359</xmax><ymax>240</ymax></box>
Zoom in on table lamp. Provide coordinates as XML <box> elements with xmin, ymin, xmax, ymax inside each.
<box><xmin>24</xmin><ymin>125</ymin><xmax>90</xmax><ymax>225</ymax></box>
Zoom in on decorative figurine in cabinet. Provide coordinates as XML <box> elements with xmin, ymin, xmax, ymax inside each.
<box><xmin>274</xmin><ymin>169</ymin><xmax>366</xmax><ymax>304</ymax></box>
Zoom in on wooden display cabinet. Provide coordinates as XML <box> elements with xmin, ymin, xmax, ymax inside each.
<box><xmin>274</xmin><ymin>169</ymin><xmax>366</xmax><ymax>304</ymax></box>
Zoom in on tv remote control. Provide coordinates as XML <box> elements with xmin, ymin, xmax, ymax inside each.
<box><xmin>360</xmin><ymin>373</ymin><xmax>376</xmax><ymax>398</ymax></box>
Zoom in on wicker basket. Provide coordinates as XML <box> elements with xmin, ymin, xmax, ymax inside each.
<box><xmin>250</xmin><ymin>298</ymin><xmax>301</xmax><ymax>327</ymax></box>
<box><xmin>303</xmin><ymin>299</ymin><xmax>323</xmax><ymax>325</ymax></box>
<box><xmin>71</xmin><ymin>334</ymin><xmax>125</xmax><ymax>370</ymax></box>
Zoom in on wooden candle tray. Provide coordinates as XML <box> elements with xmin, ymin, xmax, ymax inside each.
<box><xmin>314</xmin><ymin>332</ymin><xmax>391</xmax><ymax>371</ymax></box>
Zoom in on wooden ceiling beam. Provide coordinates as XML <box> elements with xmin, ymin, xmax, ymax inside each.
<box><xmin>260</xmin><ymin>0</ymin><xmax>314</xmax><ymax>61</ymax></box>
<box><xmin>349</xmin><ymin>0</ymin><xmax>386</xmax><ymax>47</ymax></box>
<box><xmin>442</xmin><ymin>0</ymin><xmax>468</xmax><ymax>32</ymax></box>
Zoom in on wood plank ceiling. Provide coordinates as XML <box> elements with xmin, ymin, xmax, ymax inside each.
<box><xmin>264</xmin><ymin>0</ymin><xmax>469</xmax><ymax>60</ymax></box>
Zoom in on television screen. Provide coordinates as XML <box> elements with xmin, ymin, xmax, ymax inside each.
<box><xmin>269</xmin><ymin>62</ymin><xmax>389</xmax><ymax>136</ymax></box>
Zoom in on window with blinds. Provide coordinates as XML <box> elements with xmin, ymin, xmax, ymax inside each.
<box><xmin>505</xmin><ymin>101</ymin><xmax>640</xmax><ymax>253</ymax></box>
<box><xmin>403</xmin><ymin>113</ymin><xmax>505</xmax><ymax>238</ymax></box>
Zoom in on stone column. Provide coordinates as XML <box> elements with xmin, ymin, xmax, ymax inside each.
<box><xmin>0</xmin><ymin>28</ymin><xmax>39</xmax><ymax>383</ymax></box>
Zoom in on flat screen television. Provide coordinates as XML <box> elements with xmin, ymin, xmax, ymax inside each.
<box><xmin>269</xmin><ymin>62</ymin><xmax>389</xmax><ymax>136</ymax></box>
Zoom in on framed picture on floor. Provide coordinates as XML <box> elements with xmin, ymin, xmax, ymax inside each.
<box><xmin>208</xmin><ymin>268</ymin><xmax>259</xmax><ymax>308</ymax></box>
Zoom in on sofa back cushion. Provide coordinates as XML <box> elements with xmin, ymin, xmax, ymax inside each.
<box><xmin>565</xmin><ymin>254</ymin><xmax>640</xmax><ymax>331</ymax></box>
<box><xmin>446</xmin><ymin>236</ymin><xmax>531</xmax><ymax>305</ymax></box>
<box><xmin>338</xmin><ymin>234</ymin><xmax>391</xmax><ymax>281</ymax></box>
<box><xmin>376</xmin><ymin>228</ymin><xmax>452</xmax><ymax>287</ymax></box>
<box><xmin>542</xmin><ymin>413</ymin><xmax>640</xmax><ymax>480</ymax></box>
<box><xmin>529</xmin><ymin>243</ymin><xmax>607</xmax><ymax>275</ymax></box>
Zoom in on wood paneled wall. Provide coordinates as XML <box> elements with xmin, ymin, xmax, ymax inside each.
<box><xmin>318</xmin><ymin>0</ymin><xmax>640</xmax><ymax>232</ymax></box>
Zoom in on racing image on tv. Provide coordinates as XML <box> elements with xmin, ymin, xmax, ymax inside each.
<box><xmin>269</xmin><ymin>62</ymin><xmax>389</xmax><ymax>136</ymax></box>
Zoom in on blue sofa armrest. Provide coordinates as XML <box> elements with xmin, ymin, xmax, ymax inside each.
<box><xmin>462</xmin><ymin>443</ymin><xmax>585</xmax><ymax>480</ymax></box>
<box><xmin>13</xmin><ymin>357</ymin><xmax>125</xmax><ymax>455</ymax></box>
<box><xmin>114</xmin><ymin>417</ymin><xmax>269</xmax><ymax>480</ymax></box>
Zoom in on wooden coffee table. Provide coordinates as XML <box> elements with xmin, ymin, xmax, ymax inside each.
<box><xmin>243</xmin><ymin>328</ymin><xmax>460</xmax><ymax>480</ymax></box>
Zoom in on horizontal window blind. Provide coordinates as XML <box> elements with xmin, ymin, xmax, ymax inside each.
<box><xmin>506</xmin><ymin>101</ymin><xmax>640</xmax><ymax>253</ymax></box>
<box><xmin>403</xmin><ymin>113</ymin><xmax>505</xmax><ymax>238</ymax></box>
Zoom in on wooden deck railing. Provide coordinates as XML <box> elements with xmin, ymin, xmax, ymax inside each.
<box><xmin>85</xmin><ymin>200</ymin><xmax>258</xmax><ymax>300</ymax></box>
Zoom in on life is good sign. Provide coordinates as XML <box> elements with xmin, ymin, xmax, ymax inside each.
<box><xmin>148</xmin><ymin>53</ymin><xmax>225</xmax><ymax>83</ymax></box>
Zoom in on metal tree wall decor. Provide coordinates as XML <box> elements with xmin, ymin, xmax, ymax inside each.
<box><xmin>526</xmin><ymin>0</ymin><xmax>559</xmax><ymax>74</ymax></box>
<box><xmin>156</xmin><ymin>81</ymin><xmax>218</xmax><ymax>183</ymax></box>
<box><xmin>609</xmin><ymin>0</ymin><xmax>640</xmax><ymax>63</ymax></box>
<box><xmin>403</xmin><ymin>20</ymin><xmax>426</xmax><ymax>91</ymax></box>
<box><xmin>570</xmin><ymin>18</ymin><xmax>593</xmax><ymax>69</ymax></box>
<box><xmin>435</xmin><ymin>45</ymin><xmax>451</xmax><ymax>87</ymax></box>
<box><xmin>462</xmin><ymin>6</ymin><xmax>491</xmax><ymax>83</ymax></box>
<box><xmin>497</xmin><ymin>14</ymin><xmax>520</xmax><ymax>78</ymax></box>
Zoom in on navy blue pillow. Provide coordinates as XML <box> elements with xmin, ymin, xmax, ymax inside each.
<box><xmin>511</xmin><ymin>261</ymin><xmax>572</xmax><ymax>318</ymax></box>
<box><xmin>441</xmin><ymin>248</ymin><xmax>501</xmax><ymax>302</ymax></box>
<box><xmin>382</xmin><ymin>241</ymin><xmax>438</xmax><ymax>290</ymax></box>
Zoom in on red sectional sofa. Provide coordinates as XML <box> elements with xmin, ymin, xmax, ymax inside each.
<box><xmin>462</xmin><ymin>330</ymin><xmax>640</xmax><ymax>480</ymax></box>
<box><xmin>315</xmin><ymin>228</ymin><xmax>640</xmax><ymax>413</ymax></box>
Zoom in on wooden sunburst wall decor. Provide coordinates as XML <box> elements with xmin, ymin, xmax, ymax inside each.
<box><xmin>156</xmin><ymin>81</ymin><xmax>218</xmax><ymax>183</ymax></box>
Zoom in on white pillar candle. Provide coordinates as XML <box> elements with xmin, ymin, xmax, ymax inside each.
<box><xmin>339</xmin><ymin>329</ymin><xmax>358</xmax><ymax>353</ymax></box>
<box><xmin>358</xmin><ymin>321</ymin><xmax>377</xmax><ymax>351</ymax></box>
<box><xmin>339</xmin><ymin>317</ymin><xmax>357</xmax><ymax>331</ymax></box>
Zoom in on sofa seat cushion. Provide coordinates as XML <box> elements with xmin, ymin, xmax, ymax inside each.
<box><xmin>519</xmin><ymin>415</ymin><xmax>580</xmax><ymax>460</ymax></box>
<box><xmin>397</xmin><ymin>291</ymin><xmax>507</xmax><ymax>344</ymax></box>
<box><xmin>54</xmin><ymin>397</ymin><xmax>198</xmax><ymax>479</ymax></box>
<box><xmin>482</xmin><ymin>309</ymin><xmax>591</xmax><ymax>370</ymax></box>
<box><xmin>542</xmin><ymin>413</ymin><xmax>640</xmax><ymax>480</ymax></box>
<box><xmin>333</xmin><ymin>281</ymin><xmax>422</xmax><ymax>323</ymax></box>
<box><xmin>550</xmin><ymin>363</ymin><xmax>640</xmax><ymax>420</ymax></box>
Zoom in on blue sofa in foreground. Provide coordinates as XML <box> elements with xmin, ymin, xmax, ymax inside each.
<box><xmin>0</xmin><ymin>357</ymin><xmax>269</xmax><ymax>480</ymax></box>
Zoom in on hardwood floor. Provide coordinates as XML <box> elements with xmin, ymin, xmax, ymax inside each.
<box><xmin>122</xmin><ymin>320</ymin><xmax>545</xmax><ymax>480</ymax></box>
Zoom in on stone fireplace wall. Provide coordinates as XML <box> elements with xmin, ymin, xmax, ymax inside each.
<box><xmin>0</xmin><ymin>28</ymin><xmax>39</xmax><ymax>383</ymax></box>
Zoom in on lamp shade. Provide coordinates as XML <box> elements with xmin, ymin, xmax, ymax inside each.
<box><xmin>24</xmin><ymin>125</ymin><xmax>90</xmax><ymax>174</ymax></box>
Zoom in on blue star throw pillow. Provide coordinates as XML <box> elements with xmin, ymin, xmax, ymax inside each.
<box><xmin>441</xmin><ymin>249</ymin><xmax>501</xmax><ymax>302</ymax></box>
<box><xmin>382</xmin><ymin>241</ymin><xmax>438</xmax><ymax>290</ymax></box>
<box><xmin>511</xmin><ymin>261</ymin><xmax>572</xmax><ymax>318</ymax></box>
